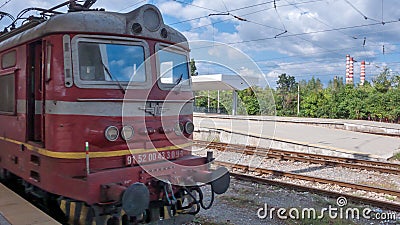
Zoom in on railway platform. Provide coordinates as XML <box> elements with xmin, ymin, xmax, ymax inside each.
<box><xmin>194</xmin><ymin>113</ymin><xmax>400</xmax><ymax>136</ymax></box>
<box><xmin>193</xmin><ymin>113</ymin><xmax>400</xmax><ymax>159</ymax></box>
<box><xmin>0</xmin><ymin>183</ymin><xmax>60</xmax><ymax>225</ymax></box>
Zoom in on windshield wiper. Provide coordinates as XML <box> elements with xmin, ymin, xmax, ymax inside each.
<box><xmin>175</xmin><ymin>74</ymin><xmax>183</xmax><ymax>85</ymax></box>
<box><xmin>101</xmin><ymin>60</ymin><xmax>126</xmax><ymax>95</ymax></box>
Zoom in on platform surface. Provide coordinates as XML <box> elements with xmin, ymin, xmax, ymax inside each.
<box><xmin>194</xmin><ymin>114</ymin><xmax>400</xmax><ymax>159</ymax></box>
<box><xmin>0</xmin><ymin>183</ymin><xmax>60</xmax><ymax>225</ymax></box>
<box><xmin>195</xmin><ymin>113</ymin><xmax>400</xmax><ymax>130</ymax></box>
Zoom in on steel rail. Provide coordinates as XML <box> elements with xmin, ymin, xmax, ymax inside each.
<box><xmin>195</xmin><ymin>141</ymin><xmax>400</xmax><ymax>174</ymax></box>
<box><xmin>214</xmin><ymin>161</ymin><xmax>400</xmax><ymax>211</ymax></box>
<box><xmin>215</xmin><ymin>161</ymin><xmax>400</xmax><ymax>197</ymax></box>
<box><xmin>230</xmin><ymin>172</ymin><xmax>400</xmax><ymax>211</ymax></box>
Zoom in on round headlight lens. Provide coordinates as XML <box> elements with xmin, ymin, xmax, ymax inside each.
<box><xmin>121</xmin><ymin>126</ymin><xmax>134</xmax><ymax>141</ymax></box>
<box><xmin>143</xmin><ymin>8</ymin><xmax>161</xmax><ymax>31</ymax></box>
<box><xmin>174</xmin><ymin>123</ymin><xmax>184</xmax><ymax>136</ymax></box>
<box><xmin>184</xmin><ymin>121</ymin><xmax>194</xmax><ymax>134</ymax></box>
<box><xmin>105</xmin><ymin>126</ymin><xmax>119</xmax><ymax>141</ymax></box>
<box><xmin>131</xmin><ymin>23</ymin><xmax>143</xmax><ymax>33</ymax></box>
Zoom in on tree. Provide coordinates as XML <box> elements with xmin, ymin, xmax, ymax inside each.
<box><xmin>276</xmin><ymin>73</ymin><xmax>297</xmax><ymax>93</ymax></box>
<box><xmin>298</xmin><ymin>77</ymin><xmax>329</xmax><ymax>118</ymax></box>
<box><xmin>391</xmin><ymin>73</ymin><xmax>400</xmax><ymax>89</ymax></box>
<box><xmin>189</xmin><ymin>58</ymin><xmax>198</xmax><ymax>76</ymax></box>
<box><xmin>373</xmin><ymin>67</ymin><xmax>392</xmax><ymax>92</ymax></box>
<box><xmin>238</xmin><ymin>87</ymin><xmax>260</xmax><ymax>115</ymax></box>
<box><xmin>275</xmin><ymin>74</ymin><xmax>298</xmax><ymax>116</ymax></box>
<box><xmin>328</xmin><ymin>76</ymin><xmax>344</xmax><ymax>92</ymax></box>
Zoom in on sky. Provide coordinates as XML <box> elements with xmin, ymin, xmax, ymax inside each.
<box><xmin>1</xmin><ymin>0</ymin><xmax>400</xmax><ymax>87</ymax></box>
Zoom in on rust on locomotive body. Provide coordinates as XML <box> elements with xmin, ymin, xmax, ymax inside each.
<box><xmin>0</xmin><ymin>1</ymin><xmax>229</xmax><ymax>224</ymax></box>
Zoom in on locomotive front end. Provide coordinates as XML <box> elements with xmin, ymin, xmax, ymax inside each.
<box><xmin>45</xmin><ymin>4</ymin><xmax>231</xmax><ymax>224</ymax></box>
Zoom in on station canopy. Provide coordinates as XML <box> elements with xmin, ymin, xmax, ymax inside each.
<box><xmin>191</xmin><ymin>74</ymin><xmax>259</xmax><ymax>91</ymax></box>
<box><xmin>191</xmin><ymin>74</ymin><xmax>260</xmax><ymax>115</ymax></box>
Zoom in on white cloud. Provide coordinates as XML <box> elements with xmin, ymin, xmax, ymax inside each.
<box><xmin>266</xmin><ymin>71</ymin><xmax>280</xmax><ymax>78</ymax></box>
<box><xmin>3</xmin><ymin>0</ymin><xmax>400</xmax><ymax>83</ymax></box>
<box><xmin>110</xmin><ymin>60</ymin><xmax>125</xmax><ymax>66</ymax></box>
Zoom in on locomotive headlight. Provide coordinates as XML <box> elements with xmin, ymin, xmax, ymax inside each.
<box><xmin>105</xmin><ymin>126</ymin><xmax>119</xmax><ymax>141</ymax></box>
<box><xmin>184</xmin><ymin>121</ymin><xmax>194</xmax><ymax>134</ymax></box>
<box><xmin>174</xmin><ymin>123</ymin><xmax>184</xmax><ymax>136</ymax></box>
<box><xmin>143</xmin><ymin>8</ymin><xmax>161</xmax><ymax>31</ymax></box>
<box><xmin>121</xmin><ymin>126</ymin><xmax>134</xmax><ymax>141</ymax></box>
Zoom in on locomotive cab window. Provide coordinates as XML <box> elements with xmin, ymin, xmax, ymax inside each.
<box><xmin>2</xmin><ymin>50</ymin><xmax>16</xmax><ymax>69</ymax></box>
<box><xmin>156</xmin><ymin>44</ymin><xmax>191</xmax><ymax>90</ymax></box>
<box><xmin>72</xmin><ymin>36</ymin><xmax>150</xmax><ymax>89</ymax></box>
<box><xmin>0</xmin><ymin>73</ymin><xmax>15</xmax><ymax>114</ymax></box>
<box><xmin>79</xmin><ymin>43</ymin><xmax>145</xmax><ymax>82</ymax></box>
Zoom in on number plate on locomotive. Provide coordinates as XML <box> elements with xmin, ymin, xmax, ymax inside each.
<box><xmin>125</xmin><ymin>150</ymin><xmax>184</xmax><ymax>166</ymax></box>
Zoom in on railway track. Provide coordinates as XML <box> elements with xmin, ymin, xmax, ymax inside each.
<box><xmin>195</xmin><ymin>140</ymin><xmax>400</xmax><ymax>174</ymax></box>
<box><xmin>215</xmin><ymin>161</ymin><xmax>400</xmax><ymax>211</ymax></box>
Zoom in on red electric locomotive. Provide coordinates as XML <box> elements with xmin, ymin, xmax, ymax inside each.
<box><xmin>0</xmin><ymin>1</ymin><xmax>229</xmax><ymax>224</ymax></box>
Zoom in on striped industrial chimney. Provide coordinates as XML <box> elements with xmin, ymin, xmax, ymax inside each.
<box><xmin>360</xmin><ymin>61</ymin><xmax>365</xmax><ymax>86</ymax></box>
<box><xmin>348</xmin><ymin>57</ymin><xmax>354</xmax><ymax>84</ymax></box>
<box><xmin>345</xmin><ymin>55</ymin><xmax>350</xmax><ymax>84</ymax></box>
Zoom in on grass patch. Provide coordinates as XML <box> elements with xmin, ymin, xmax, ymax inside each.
<box><xmin>234</xmin><ymin>187</ymin><xmax>255</xmax><ymax>195</ymax></box>
<box><xmin>192</xmin><ymin>215</ymin><xmax>234</xmax><ymax>225</ymax></box>
<box><xmin>385</xmin><ymin>195</ymin><xmax>397</xmax><ymax>201</ymax></box>
<box><xmin>206</xmin><ymin>135</ymin><xmax>221</xmax><ymax>143</ymax></box>
<box><xmin>389</xmin><ymin>152</ymin><xmax>400</xmax><ymax>161</ymax></box>
<box><xmin>218</xmin><ymin>195</ymin><xmax>259</xmax><ymax>209</ymax></box>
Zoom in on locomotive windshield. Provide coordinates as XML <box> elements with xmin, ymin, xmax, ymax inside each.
<box><xmin>157</xmin><ymin>46</ymin><xmax>189</xmax><ymax>86</ymax></box>
<box><xmin>78</xmin><ymin>42</ymin><xmax>146</xmax><ymax>83</ymax></box>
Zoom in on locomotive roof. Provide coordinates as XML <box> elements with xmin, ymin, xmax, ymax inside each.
<box><xmin>0</xmin><ymin>4</ymin><xmax>188</xmax><ymax>52</ymax></box>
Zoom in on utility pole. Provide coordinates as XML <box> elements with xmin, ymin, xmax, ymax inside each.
<box><xmin>297</xmin><ymin>83</ymin><xmax>300</xmax><ymax>116</ymax></box>
<box><xmin>207</xmin><ymin>90</ymin><xmax>210</xmax><ymax>113</ymax></box>
<box><xmin>217</xmin><ymin>90</ymin><xmax>220</xmax><ymax>114</ymax></box>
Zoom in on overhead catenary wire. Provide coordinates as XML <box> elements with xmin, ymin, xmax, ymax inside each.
<box><xmin>284</xmin><ymin>0</ymin><xmax>389</xmax><ymax>63</ymax></box>
<box><xmin>285</xmin><ymin>0</ymin><xmax>358</xmax><ymax>40</ymax></box>
<box><xmin>170</xmin><ymin>0</ymin><xmax>277</xmax><ymax>25</ymax></box>
<box><xmin>172</xmin><ymin>0</ymin><xmax>324</xmax><ymax>28</ymax></box>
<box><xmin>117</xmin><ymin>0</ymin><xmax>146</xmax><ymax>12</ymax></box>
<box><xmin>0</xmin><ymin>0</ymin><xmax>12</xmax><ymax>10</ymax></box>
<box><xmin>343</xmin><ymin>0</ymin><xmax>380</xmax><ymax>23</ymax></box>
<box><xmin>173</xmin><ymin>0</ymin><xmax>399</xmax><ymax>56</ymax></box>
<box><xmin>184</xmin><ymin>0</ymin><xmax>398</xmax><ymax>79</ymax></box>
<box><xmin>220</xmin><ymin>0</ymin><xmax>229</xmax><ymax>13</ymax></box>
<box><xmin>226</xmin><ymin>19</ymin><xmax>400</xmax><ymax>46</ymax></box>
<box><xmin>381</xmin><ymin>0</ymin><xmax>384</xmax><ymax>24</ymax></box>
<box><xmin>182</xmin><ymin>0</ymin><xmax>325</xmax><ymax>35</ymax></box>
<box><xmin>180</xmin><ymin>0</ymin><xmax>353</xmax><ymax>63</ymax></box>
<box><xmin>0</xmin><ymin>11</ymin><xmax>14</xmax><ymax>22</ymax></box>
<box><xmin>2</xmin><ymin>1</ymin><xmax>397</xmax><ymax>81</ymax></box>
<box><xmin>172</xmin><ymin>0</ymin><xmax>222</xmax><ymax>13</ymax></box>
<box><xmin>169</xmin><ymin>0</ymin><xmax>400</xmax><ymax>78</ymax></box>
<box><xmin>255</xmin><ymin>50</ymin><xmax>400</xmax><ymax>70</ymax></box>
<box><xmin>189</xmin><ymin>13</ymin><xmax>398</xmax><ymax>69</ymax></box>
<box><xmin>273</xmin><ymin>0</ymin><xmax>287</xmax><ymax>38</ymax></box>
<box><xmin>189</xmin><ymin>18</ymin><xmax>400</xmax><ymax>52</ymax></box>
<box><xmin>205</xmin><ymin>1</ymin><xmax>333</xmax><ymax>57</ymax></box>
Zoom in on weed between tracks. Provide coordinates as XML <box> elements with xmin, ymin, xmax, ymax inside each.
<box><xmin>358</xmin><ymin>181</ymin><xmax>398</xmax><ymax>190</ymax></box>
<box><xmin>218</xmin><ymin>195</ymin><xmax>259</xmax><ymax>209</ymax></box>
<box><xmin>192</xmin><ymin>215</ymin><xmax>234</xmax><ymax>225</ymax></box>
<box><xmin>390</xmin><ymin>152</ymin><xmax>400</xmax><ymax>161</ymax></box>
